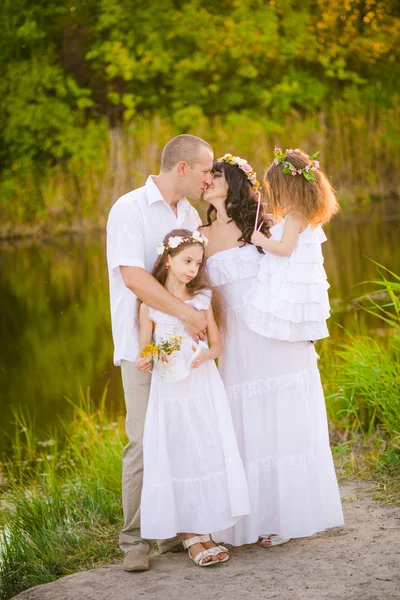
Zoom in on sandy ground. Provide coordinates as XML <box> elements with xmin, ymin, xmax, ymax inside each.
<box><xmin>13</xmin><ymin>482</ymin><xmax>400</xmax><ymax>600</ymax></box>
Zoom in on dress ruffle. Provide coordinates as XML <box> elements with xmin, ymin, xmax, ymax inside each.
<box><xmin>244</xmin><ymin>304</ymin><xmax>329</xmax><ymax>342</ymax></box>
<box><xmin>226</xmin><ymin>369</ymin><xmax>310</xmax><ymax>401</ymax></box>
<box><xmin>206</xmin><ymin>245</ymin><xmax>261</xmax><ymax>287</ymax></box>
<box><xmin>243</xmin><ymin>222</ymin><xmax>330</xmax><ymax>342</ymax></box>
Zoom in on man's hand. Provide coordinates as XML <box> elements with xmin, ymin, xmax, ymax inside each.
<box><xmin>183</xmin><ymin>308</ymin><xmax>207</xmax><ymax>343</ymax></box>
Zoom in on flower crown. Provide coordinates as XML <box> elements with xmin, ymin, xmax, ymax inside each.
<box><xmin>216</xmin><ymin>153</ymin><xmax>260</xmax><ymax>190</ymax></box>
<box><xmin>156</xmin><ymin>231</ymin><xmax>208</xmax><ymax>256</ymax></box>
<box><xmin>273</xmin><ymin>148</ymin><xmax>320</xmax><ymax>182</ymax></box>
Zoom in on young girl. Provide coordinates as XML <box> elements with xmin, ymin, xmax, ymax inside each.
<box><xmin>136</xmin><ymin>228</ymin><xmax>250</xmax><ymax>567</ymax></box>
<box><xmin>245</xmin><ymin>148</ymin><xmax>340</xmax><ymax>342</ymax></box>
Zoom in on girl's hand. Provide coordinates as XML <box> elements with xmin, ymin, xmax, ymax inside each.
<box><xmin>136</xmin><ymin>355</ymin><xmax>152</xmax><ymax>372</ymax></box>
<box><xmin>191</xmin><ymin>345</ymin><xmax>208</xmax><ymax>369</ymax></box>
<box><xmin>251</xmin><ymin>230</ymin><xmax>266</xmax><ymax>246</ymax></box>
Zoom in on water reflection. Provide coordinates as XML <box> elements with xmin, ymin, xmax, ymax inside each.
<box><xmin>0</xmin><ymin>234</ymin><xmax>122</xmax><ymax>455</ymax></box>
<box><xmin>324</xmin><ymin>213</ymin><xmax>400</xmax><ymax>333</ymax></box>
<box><xmin>0</xmin><ymin>213</ymin><xmax>399</xmax><ymax>454</ymax></box>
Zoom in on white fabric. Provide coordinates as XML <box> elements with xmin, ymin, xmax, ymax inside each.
<box><xmin>140</xmin><ymin>291</ymin><xmax>251</xmax><ymax>539</ymax></box>
<box><xmin>106</xmin><ymin>176</ymin><xmax>201</xmax><ymax>365</ymax></box>
<box><xmin>207</xmin><ymin>245</ymin><xmax>343</xmax><ymax>546</ymax></box>
<box><xmin>243</xmin><ymin>217</ymin><xmax>331</xmax><ymax>342</ymax></box>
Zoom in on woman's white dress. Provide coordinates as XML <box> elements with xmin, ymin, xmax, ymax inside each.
<box><xmin>207</xmin><ymin>245</ymin><xmax>343</xmax><ymax>546</ymax></box>
<box><xmin>140</xmin><ymin>290</ymin><xmax>251</xmax><ymax>540</ymax></box>
<box><xmin>243</xmin><ymin>216</ymin><xmax>330</xmax><ymax>342</ymax></box>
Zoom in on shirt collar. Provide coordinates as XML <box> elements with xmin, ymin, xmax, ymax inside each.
<box><xmin>145</xmin><ymin>175</ymin><xmax>190</xmax><ymax>211</ymax></box>
<box><xmin>145</xmin><ymin>175</ymin><xmax>165</xmax><ymax>205</ymax></box>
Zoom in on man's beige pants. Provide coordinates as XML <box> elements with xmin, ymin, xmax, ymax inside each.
<box><xmin>119</xmin><ymin>360</ymin><xmax>152</xmax><ymax>554</ymax></box>
<box><xmin>119</xmin><ymin>360</ymin><xmax>184</xmax><ymax>555</ymax></box>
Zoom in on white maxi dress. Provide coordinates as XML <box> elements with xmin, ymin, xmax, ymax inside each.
<box><xmin>207</xmin><ymin>245</ymin><xmax>344</xmax><ymax>546</ymax></box>
<box><xmin>140</xmin><ymin>290</ymin><xmax>251</xmax><ymax>540</ymax></box>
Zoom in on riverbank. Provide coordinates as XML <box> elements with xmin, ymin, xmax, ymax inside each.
<box><xmin>1</xmin><ymin>192</ymin><xmax>399</xmax><ymax>243</ymax></box>
<box><xmin>0</xmin><ymin>220</ymin><xmax>104</xmax><ymax>242</ymax></box>
<box><xmin>1</xmin><ymin>264</ymin><xmax>399</xmax><ymax>599</ymax></box>
<box><xmin>10</xmin><ymin>481</ymin><xmax>400</xmax><ymax>600</ymax></box>
<box><xmin>1</xmin><ymin>317</ymin><xmax>399</xmax><ymax>598</ymax></box>
<box><xmin>1</xmin><ymin>411</ymin><xmax>399</xmax><ymax>600</ymax></box>
<box><xmin>1</xmin><ymin>109</ymin><xmax>400</xmax><ymax>240</ymax></box>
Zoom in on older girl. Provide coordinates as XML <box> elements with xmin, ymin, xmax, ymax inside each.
<box><xmin>137</xmin><ymin>228</ymin><xmax>250</xmax><ymax>567</ymax></box>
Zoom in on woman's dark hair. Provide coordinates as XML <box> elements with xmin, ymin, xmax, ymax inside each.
<box><xmin>201</xmin><ymin>161</ymin><xmax>271</xmax><ymax>252</ymax></box>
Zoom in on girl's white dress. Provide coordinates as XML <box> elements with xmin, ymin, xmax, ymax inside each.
<box><xmin>243</xmin><ymin>216</ymin><xmax>330</xmax><ymax>342</ymax></box>
<box><xmin>207</xmin><ymin>245</ymin><xmax>343</xmax><ymax>546</ymax></box>
<box><xmin>140</xmin><ymin>290</ymin><xmax>251</xmax><ymax>540</ymax></box>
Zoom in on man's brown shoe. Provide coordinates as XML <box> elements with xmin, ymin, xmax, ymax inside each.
<box><xmin>123</xmin><ymin>550</ymin><xmax>149</xmax><ymax>572</ymax></box>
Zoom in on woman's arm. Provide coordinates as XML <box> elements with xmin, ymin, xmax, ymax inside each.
<box><xmin>251</xmin><ymin>213</ymin><xmax>307</xmax><ymax>257</ymax></box>
<box><xmin>136</xmin><ymin>303</ymin><xmax>154</xmax><ymax>372</ymax></box>
<box><xmin>191</xmin><ymin>305</ymin><xmax>223</xmax><ymax>368</ymax></box>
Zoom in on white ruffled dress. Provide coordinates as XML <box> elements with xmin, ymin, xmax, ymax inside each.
<box><xmin>207</xmin><ymin>245</ymin><xmax>343</xmax><ymax>546</ymax></box>
<box><xmin>243</xmin><ymin>216</ymin><xmax>330</xmax><ymax>342</ymax></box>
<box><xmin>140</xmin><ymin>290</ymin><xmax>251</xmax><ymax>540</ymax></box>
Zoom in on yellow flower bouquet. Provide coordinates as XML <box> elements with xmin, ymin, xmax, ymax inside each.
<box><xmin>141</xmin><ymin>335</ymin><xmax>190</xmax><ymax>382</ymax></box>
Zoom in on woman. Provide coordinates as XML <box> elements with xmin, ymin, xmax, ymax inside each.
<box><xmin>202</xmin><ymin>154</ymin><xmax>343</xmax><ymax>547</ymax></box>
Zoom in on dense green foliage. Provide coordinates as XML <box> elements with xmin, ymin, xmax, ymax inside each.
<box><xmin>1</xmin><ymin>1</ymin><xmax>400</xmax><ymax>233</ymax></box>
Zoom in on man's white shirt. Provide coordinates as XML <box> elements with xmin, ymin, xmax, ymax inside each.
<box><xmin>106</xmin><ymin>175</ymin><xmax>201</xmax><ymax>365</ymax></box>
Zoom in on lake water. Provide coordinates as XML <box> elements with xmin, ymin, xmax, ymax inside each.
<box><xmin>1</xmin><ymin>207</ymin><xmax>399</xmax><ymax>455</ymax></box>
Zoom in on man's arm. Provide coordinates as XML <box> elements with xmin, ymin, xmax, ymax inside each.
<box><xmin>120</xmin><ymin>266</ymin><xmax>207</xmax><ymax>340</ymax></box>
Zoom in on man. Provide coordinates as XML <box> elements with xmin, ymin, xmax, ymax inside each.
<box><xmin>106</xmin><ymin>134</ymin><xmax>213</xmax><ymax>572</ymax></box>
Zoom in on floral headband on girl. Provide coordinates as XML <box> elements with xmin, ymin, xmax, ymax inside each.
<box><xmin>216</xmin><ymin>153</ymin><xmax>260</xmax><ymax>190</ymax></box>
<box><xmin>156</xmin><ymin>231</ymin><xmax>208</xmax><ymax>256</ymax></box>
<box><xmin>273</xmin><ymin>148</ymin><xmax>320</xmax><ymax>181</ymax></box>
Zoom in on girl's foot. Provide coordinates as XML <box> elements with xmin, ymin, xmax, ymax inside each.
<box><xmin>201</xmin><ymin>539</ymin><xmax>229</xmax><ymax>562</ymax></box>
<box><xmin>183</xmin><ymin>534</ymin><xmax>219</xmax><ymax>566</ymax></box>
<box><xmin>259</xmin><ymin>534</ymin><xmax>291</xmax><ymax>548</ymax></box>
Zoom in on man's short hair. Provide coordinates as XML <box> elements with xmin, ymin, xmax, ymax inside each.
<box><xmin>161</xmin><ymin>134</ymin><xmax>212</xmax><ymax>172</ymax></box>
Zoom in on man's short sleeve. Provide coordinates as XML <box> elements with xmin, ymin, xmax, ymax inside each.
<box><xmin>106</xmin><ymin>201</ymin><xmax>145</xmax><ymax>273</ymax></box>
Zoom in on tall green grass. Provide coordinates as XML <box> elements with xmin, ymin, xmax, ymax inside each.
<box><xmin>324</xmin><ymin>264</ymin><xmax>399</xmax><ymax>442</ymax></box>
<box><xmin>0</xmin><ymin>386</ymin><xmax>125</xmax><ymax>599</ymax></box>
<box><xmin>321</xmin><ymin>264</ymin><xmax>400</xmax><ymax>487</ymax></box>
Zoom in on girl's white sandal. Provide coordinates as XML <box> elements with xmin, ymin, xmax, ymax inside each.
<box><xmin>210</xmin><ymin>544</ymin><xmax>230</xmax><ymax>563</ymax></box>
<box><xmin>182</xmin><ymin>535</ymin><xmax>219</xmax><ymax>567</ymax></box>
<box><xmin>259</xmin><ymin>534</ymin><xmax>291</xmax><ymax>547</ymax></box>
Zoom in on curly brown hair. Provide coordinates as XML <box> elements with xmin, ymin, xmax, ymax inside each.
<box><xmin>201</xmin><ymin>161</ymin><xmax>271</xmax><ymax>252</ymax></box>
<box><xmin>150</xmin><ymin>228</ymin><xmax>225</xmax><ymax>330</ymax></box>
<box><xmin>264</xmin><ymin>150</ymin><xmax>340</xmax><ymax>226</ymax></box>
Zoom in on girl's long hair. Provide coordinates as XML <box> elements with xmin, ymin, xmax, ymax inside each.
<box><xmin>150</xmin><ymin>228</ymin><xmax>225</xmax><ymax>330</ymax></box>
<box><xmin>201</xmin><ymin>161</ymin><xmax>271</xmax><ymax>251</ymax></box>
<box><xmin>264</xmin><ymin>150</ymin><xmax>340</xmax><ymax>226</ymax></box>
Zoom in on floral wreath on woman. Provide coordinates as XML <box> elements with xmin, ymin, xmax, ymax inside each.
<box><xmin>216</xmin><ymin>154</ymin><xmax>260</xmax><ymax>190</ymax></box>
